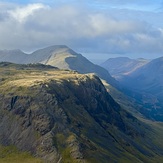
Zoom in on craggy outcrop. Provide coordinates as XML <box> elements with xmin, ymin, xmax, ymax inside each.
<box><xmin>0</xmin><ymin>63</ymin><xmax>162</xmax><ymax>163</ymax></box>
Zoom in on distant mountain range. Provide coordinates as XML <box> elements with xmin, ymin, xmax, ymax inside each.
<box><xmin>0</xmin><ymin>45</ymin><xmax>117</xmax><ymax>87</ymax></box>
<box><xmin>101</xmin><ymin>56</ymin><xmax>163</xmax><ymax>121</ymax></box>
<box><xmin>0</xmin><ymin>46</ymin><xmax>162</xmax><ymax>121</ymax></box>
<box><xmin>101</xmin><ymin>57</ymin><xmax>149</xmax><ymax>80</ymax></box>
<box><xmin>119</xmin><ymin>57</ymin><xmax>163</xmax><ymax>91</ymax></box>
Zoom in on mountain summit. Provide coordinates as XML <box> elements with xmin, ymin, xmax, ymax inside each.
<box><xmin>0</xmin><ymin>45</ymin><xmax>117</xmax><ymax>87</ymax></box>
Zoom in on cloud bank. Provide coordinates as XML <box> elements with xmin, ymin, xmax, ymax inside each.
<box><xmin>0</xmin><ymin>1</ymin><xmax>163</xmax><ymax>58</ymax></box>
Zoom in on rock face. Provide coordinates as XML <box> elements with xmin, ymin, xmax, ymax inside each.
<box><xmin>0</xmin><ymin>63</ymin><xmax>162</xmax><ymax>162</ymax></box>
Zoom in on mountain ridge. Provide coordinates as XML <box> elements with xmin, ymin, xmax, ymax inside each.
<box><xmin>0</xmin><ymin>49</ymin><xmax>28</xmax><ymax>63</ymax></box>
<box><xmin>0</xmin><ymin>45</ymin><xmax>117</xmax><ymax>87</ymax></box>
<box><xmin>101</xmin><ymin>57</ymin><xmax>149</xmax><ymax>80</ymax></box>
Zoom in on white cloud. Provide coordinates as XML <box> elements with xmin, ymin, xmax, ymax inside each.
<box><xmin>8</xmin><ymin>3</ymin><xmax>48</xmax><ymax>23</ymax></box>
<box><xmin>0</xmin><ymin>2</ymin><xmax>163</xmax><ymax>58</ymax></box>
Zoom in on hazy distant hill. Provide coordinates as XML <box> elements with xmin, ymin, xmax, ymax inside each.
<box><xmin>0</xmin><ymin>49</ymin><xmax>28</xmax><ymax>63</ymax></box>
<box><xmin>101</xmin><ymin>57</ymin><xmax>149</xmax><ymax>80</ymax></box>
<box><xmin>120</xmin><ymin>57</ymin><xmax>163</xmax><ymax>99</ymax></box>
<box><xmin>0</xmin><ymin>45</ymin><xmax>117</xmax><ymax>87</ymax></box>
<box><xmin>1</xmin><ymin>63</ymin><xmax>163</xmax><ymax>162</ymax></box>
<box><xmin>122</xmin><ymin>57</ymin><xmax>163</xmax><ymax>88</ymax></box>
<box><xmin>111</xmin><ymin>57</ymin><xmax>163</xmax><ymax>121</ymax></box>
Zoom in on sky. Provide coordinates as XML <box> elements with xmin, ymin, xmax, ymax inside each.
<box><xmin>0</xmin><ymin>0</ymin><xmax>163</xmax><ymax>62</ymax></box>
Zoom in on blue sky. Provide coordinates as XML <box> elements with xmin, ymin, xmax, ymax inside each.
<box><xmin>0</xmin><ymin>0</ymin><xmax>163</xmax><ymax>61</ymax></box>
<box><xmin>5</xmin><ymin>0</ymin><xmax>162</xmax><ymax>10</ymax></box>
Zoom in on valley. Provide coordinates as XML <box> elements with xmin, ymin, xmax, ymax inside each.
<box><xmin>101</xmin><ymin>56</ymin><xmax>163</xmax><ymax>122</ymax></box>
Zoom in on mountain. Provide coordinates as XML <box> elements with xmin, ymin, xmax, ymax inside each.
<box><xmin>122</xmin><ymin>57</ymin><xmax>163</xmax><ymax>91</ymax></box>
<box><xmin>101</xmin><ymin>57</ymin><xmax>149</xmax><ymax>80</ymax></box>
<box><xmin>0</xmin><ymin>45</ymin><xmax>117</xmax><ymax>87</ymax></box>
<box><xmin>110</xmin><ymin>57</ymin><xmax>163</xmax><ymax>121</ymax></box>
<box><xmin>1</xmin><ymin>63</ymin><xmax>163</xmax><ymax>162</ymax></box>
<box><xmin>30</xmin><ymin>45</ymin><xmax>118</xmax><ymax>87</ymax></box>
<box><xmin>0</xmin><ymin>49</ymin><xmax>28</xmax><ymax>64</ymax></box>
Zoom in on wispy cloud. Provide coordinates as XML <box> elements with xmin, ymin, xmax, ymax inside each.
<box><xmin>8</xmin><ymin>3</ymin><xmax>48</xmax><ymax>22</ymax></box>
<box><xmin>0</xmin><ymin>1</ymin><xmax>162</xmax><ymax>58</ymax></box>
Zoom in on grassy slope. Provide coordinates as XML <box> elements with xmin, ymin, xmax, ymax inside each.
<box><xmin>102</xmin><ymin>80</ymin><xmax>163</xmax><ymax>162</ymax></box>
<box><xmin>0</xmin><ymin>63</ymin><xmax>163</xmax><ymax>162</ymax></box>
<box><xmin>0</xmin><ymin>145</ymin><xmax>43</xmax><ymax>163</ymax></box>
<box><xmin>0</xmin><ymin>66</ymin><xmax>117</xmax><ymax>163</ymax></box>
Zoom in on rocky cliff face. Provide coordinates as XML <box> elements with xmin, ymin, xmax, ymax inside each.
<box><xmin>0</xmin><ymin>63</ymin><xmax>162</xmax><ymax>162</ymax></box>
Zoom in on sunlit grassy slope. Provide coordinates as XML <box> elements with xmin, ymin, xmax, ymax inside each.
<box><xmin>102</xmin><ymin>80</ymin><xmax>163</xmax><ymax>157</ymax></box>
<box><xmin>0</xmin><ymin>145</ymin><xmax>43</xmax><ymax>163</ymax></box>
<box><xmin>0</xmin><ymin>62</ymin><xmax>163</xmax><ymax>163</ymax></box>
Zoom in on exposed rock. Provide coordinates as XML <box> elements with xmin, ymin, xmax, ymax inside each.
<box><xmin>0</xmin><ymin>63</ymin><xmax>162</xmax><ymax>162</ymax></box>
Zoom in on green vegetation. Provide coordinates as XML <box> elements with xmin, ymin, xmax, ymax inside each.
<box><xmin>0</xmin><ymin>63</ymin><xmax>163</xmax><ymax>163</ymax></box>
<box><xmin>53</xmin><ymin>134</ymin><xmax>80</xmax><ymax>163</ymax></box>
<box><xmin>102</xmin><ymin>80</ymin><xmax>163</xmax><ymax>163</ymax></box>
<box><xmin>0</xmin><ymin>145</ymin><xmax>43</xmax><ymax>163</ymax></box>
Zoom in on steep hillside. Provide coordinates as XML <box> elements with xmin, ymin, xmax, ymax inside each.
<box><xmin>117</xmin><ymin>57</ymin><xmax>163</xmax><ymax>121</ymax></box>
<box><xmin>101</xmin><ymin>56</ymin><xmax>163</xmax><ymax>121</ymax></box>
<box><xmin>101</xmin><ymin>57</ymin><xmax>148</xmax><ymax>80</ymax></box>
<box><xmin>123</xmin><ymin>57</ymin><xmax>163</xmax><ymax>91</ymax></box>
<box><xmin>102</xmin><ymin>80</ymin><xmax>163</xmax><ymax>160</ymax></box>
<box><xmin>0</xmin><ymin>63</ymin><xmax>163</xmax><ymax>163</ymax></box>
